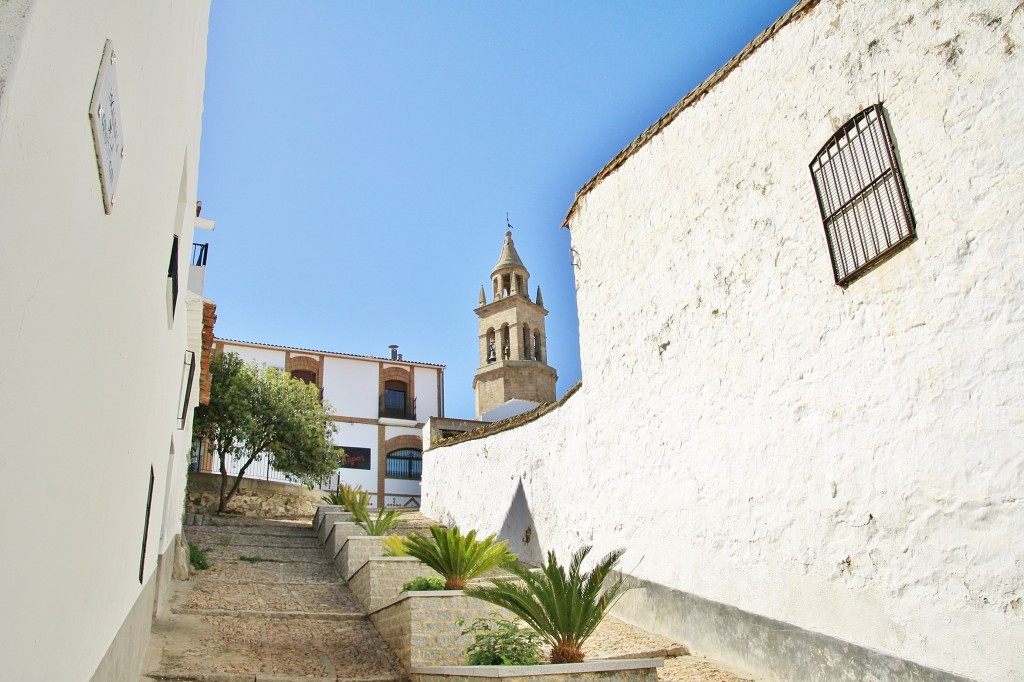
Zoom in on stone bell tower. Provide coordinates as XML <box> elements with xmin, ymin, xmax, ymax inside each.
<box><xmin>473</xmin><ymin>231</ymin><xmax>558</xmax><ymax>419</ymax></box>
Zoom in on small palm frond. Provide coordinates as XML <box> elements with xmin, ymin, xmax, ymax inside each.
<box><xmin>323</xmin><ymin>488</ymin><xmax>346</xmax><ymax>506</ymax></box>
<box><xmin>382</xmin><ymin>533</ymin><xmax>410</xmax><ymax>556</ymax></box>
<box><xmin>353</xmin><ymin>506</ymin><xmax>403</xmax><ymax>536</ymax></box>
<box><xmin>404</xmin><ymin>526</ymin><xmax>514</xmax><ymax>590</ymax></box>
<box><xmin>336</xmin><ymin>483</ymin><xmax>371</xmax><ymax>514</ymax></box>
<box><xmin>466</xmin><ymin>546</ymin><xmax>628</xmax><ymax>664</ymax></box>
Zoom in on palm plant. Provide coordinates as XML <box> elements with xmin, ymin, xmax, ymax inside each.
<box><xmin>353</xmin><ymin>505</ymin><xmax>403</xmax><ymax>536</ymax></box>
<box><xmin>337</xmin><ymin>483</ymin><xmax>371</xmax><ymax>514</ymax></box>
<box><xmin>323</xmin><ymin>488</ymin><xmax>346</xmax><ymax>506</ymax></box>
<box><xmin>466</xmin><ymin>546</ymin><xmax>628</xmax><ymax>664</ymax></box>
<box><xmin>382</xmin><ymin>533</ymin><xmax>410</xmax><ymax>556</ymax></box>
<box><xmin>404</xmin><ymin>526</ymin><xmax>514</xmax><ymax>590</ymax></box>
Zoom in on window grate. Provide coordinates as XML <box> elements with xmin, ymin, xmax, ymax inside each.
<box><xmin>809</xmin><ymin>104</ymin><xmax>915</xmax><ymax>286</ymax></box>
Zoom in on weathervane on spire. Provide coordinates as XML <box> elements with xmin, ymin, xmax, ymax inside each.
<box><xmin>506</xmin><ymin>212</ymin><xmax>513</xmax><ymax>234</ymax></box>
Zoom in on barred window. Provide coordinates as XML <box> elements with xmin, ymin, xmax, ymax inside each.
<box><xmin>386</xmin><ymin>448</ymin><xmax>422</xmax><ymax>480</ymax></box>
<box><xmin>809</xmin><ymin>104</ymin><xmax>915</xmax><ymax>286</ymax></box>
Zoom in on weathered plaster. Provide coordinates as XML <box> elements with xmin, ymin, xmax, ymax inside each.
<box><xmin>424</xmin><ymin>1</ymin><xmax>1024</xmax><ymax>680</ymax></box>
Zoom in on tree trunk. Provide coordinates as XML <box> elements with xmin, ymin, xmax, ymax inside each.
<box><xmin>218</xmin><ymin>451</ymin><xmax>230</xmax><ymax>514</ymax></box>
<box><xmin>219</xmin><ymin>454</ymin><xmax>257</xmax><ymax>513</ymax></box>
<box><xmin>550</xmin><ymin>643</ymin><xmax>584</xmax><ymax>664</ymax></box>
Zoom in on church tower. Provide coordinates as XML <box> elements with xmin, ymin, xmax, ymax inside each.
<box><xmin>473</xmin><ymin>231</ymin><xmax>558</xmax><ymax>419</ymax></box>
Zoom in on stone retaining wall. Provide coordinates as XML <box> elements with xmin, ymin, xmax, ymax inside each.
<box><xmin>187</xmin><ymin>471</ymin><xmax>326</xmax><ymax>518</ymax></box>
<box><xmin>349</xmin><ymin>557</ymin><xmax>439</xmax><ymax>613</ymax></box>
<box><xmin>336</xmin><ymin>536</ymin><xmax>386</xmax><ymax>579</ymax></box>
<box><xmin>370</xmin><ymin>592</ymin><xmax>515</xmax><ymax>670</ymax></box>
<box><xmin>324</xmin><ymin>522</ymin><xmax>366</xmax><ymax>557</ymax></box>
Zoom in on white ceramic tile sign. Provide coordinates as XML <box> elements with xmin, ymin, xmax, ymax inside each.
<box><xmin>89</xmin><ymin>40</ymin><xmax>124</xmax><ymax>214</ymax></box>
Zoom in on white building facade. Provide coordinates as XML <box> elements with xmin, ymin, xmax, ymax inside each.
<box><xmin>0</xmin><ymin>1</ymin><xmax>212</xmax><ymax>680</ymax></box>
<box><xmin>214</xmin><ymin>339</ymin><xmax>445</xmax><ymax>508</ymax></box>
<box><xmin>423</xmin><ymin>1</ymin><xmax>1024</xmax><ymax>681</ymax></box>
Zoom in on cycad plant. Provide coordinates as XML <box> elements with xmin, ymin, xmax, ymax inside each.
<box><xmin>323</xmin><ymin>487</ymin><xmax>346</xmax><ymax>506</ymax></box>
<box><xmin>353</xmin><ymin>505</ymin><xmax>404</xmax><ymax>536</ymax></box>
<box><xmin>382</xmin><ymin>533</ymin><xmax>410</xmax><ymax>556</ymax></box>
<box><xmin>404</xmin><ymin>526</ymin><xmax>514</xmax><ymax>590</ymax></box>
<box><xmin>337</xmin><ymin>483</ymin><xmax>371</xmax><ymax>514</ymax></box>
<box><xmin>466</xmin><ymin>546</ymin><xmax>628</xmax><ymax>664</ymax></box>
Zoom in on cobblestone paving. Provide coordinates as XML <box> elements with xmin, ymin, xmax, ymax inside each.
<box><xmin>142</xmin><ymin>512</ymin><xmax>755</xmax><ymax>682</ymax></box>
<box><xmin>141</xmin><ymin>517</ymin><xmax>404</xmax><ymax>682</ymax></box>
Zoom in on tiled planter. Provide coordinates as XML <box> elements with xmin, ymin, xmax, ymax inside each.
<box><xmin>316</xmin><ymin>511</ymin><xmax>355</xmax><ymax>544</ymax></box>
<box><xmin>369</xmin><ymin>591</ymin><xmax>515</xmax><ymax>670</ymax></box>
<box><xmin>324</xmin><ymin>522</ymin><xmax>366</xmax><ymax>559</ymax></box>
<box><xmin>336</xmin><ymin>535</ymin><xmax>387</xmax><ymax>579</ymax></box>
<box><xmin>409</xmin><ymin>659</ymin><xmax>663</xmax><ymax>682</ymax></box>
<box><xmin>349</xmin><ymin>556</ymin><xmax>439</xmax><ymax>612</ymax></box>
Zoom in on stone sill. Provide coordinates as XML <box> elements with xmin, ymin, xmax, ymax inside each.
<box><xmin>411</xmin><ymin>658</ymin><xmax>664</xmax><ymax>677</ymax></box>
<box><xmin>371</xmin><ymin>589</ymin><xmax>467</xmax><ymax>615</ymax></box>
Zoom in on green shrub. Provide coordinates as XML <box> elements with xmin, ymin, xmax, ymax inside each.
<box><xmin>188</xmin><ymin>543</ymin><xmax>209</xmax><ymax>570</ymax></box>
<box><xmin>460</xmin><ymin>615</ymin><xmax>542</xmax><ymax>666</ymax></box>
<box><xmin>466</xmin><ymin>546</ymin><xmax>628</xmax><ymax>663</ymax></box>
<box><xmin>404</xmin><ymin>526</ymin><xmax>514</xmax><ymax>590</ymax></box>
<box><xmin>353</xmin><ymin>506</ymin><xmax>403</xmax><ymax>536</ymax></box>
<box><xmin>402</xmin><ymin>575</ymin><xmax>445</xmax><ymax>592</ymax></box>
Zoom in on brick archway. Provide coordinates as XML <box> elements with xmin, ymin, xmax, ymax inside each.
<box><xmin>384</xmin><ymin>434</ymin><xmax>422</xmax><ymax>453</ymax></box>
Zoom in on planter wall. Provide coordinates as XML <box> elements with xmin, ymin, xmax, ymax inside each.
<box><xmin>324</xmin><ymin>522</ymin><xmax>366</xmax><ymax>559</ymax></box>
<box><xmin>410</xmin><ymin>659</ymin><xmax>662</xmax><ymax>682</ymax></box>
<box><xmin>316</xmin><ymin>512</ymin><xmax>355</xmax><ymax>544</ymax></box>
<box><xmin>336</xmin><ymin>535</ymin><xmax>387</xmax><ymax>579</ymax></box>
<box><xmin>369</xmin><ymin>591</ymin><xmax>514</xmax><ymax>670</ymax></box>
<box><xmin>349</xmin><ymin>556</ymin><xmax>439</xmax><ymax>613</ymax></box>
<box><xmin>313</xmin><ymin>505</ymin><xmax>346</xmax><ymax>532</ymax></box>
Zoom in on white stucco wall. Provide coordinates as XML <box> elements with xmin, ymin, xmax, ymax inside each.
<box><xmin>0</xmin><ymin>1</ymin><xmax>210</xmax><ymax>678</ymax></box>
<box><xmin>324</xmin><ymin>355</ymin><xmax>380</xmax><ymax>418</ymax></box>
<box><xmin>424</xmin><ymin>1</ymin><xmax>1023</xmax><ymax>680</ymax></box>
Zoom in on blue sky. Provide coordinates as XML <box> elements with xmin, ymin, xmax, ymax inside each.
<box><xmin>198</xmin><ymin>1</ymin><xmax>796</xmax><ymax>420</ymax></box>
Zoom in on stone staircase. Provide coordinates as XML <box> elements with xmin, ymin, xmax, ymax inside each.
<box><xmin>141</xmin><ymin>516</ymin><xmax>404</xmax><ymax>682</ymax></box>
<box><xmin>141</xmin><ymin>513</ymin><xmax>752</xmax><ymax>682</ymax></box>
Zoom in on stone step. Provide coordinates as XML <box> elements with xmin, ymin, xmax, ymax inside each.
<box><xmin>179</xmin><ymin>581</ymin><xmax>362</xmax><ymax>614</ymax></box>
<box><xmin>145</xmin><ymin>613</ymin><xmax>403</xmax><ymax>681</ymax></box>
<box><xmin>187</xmin><ymin>528</ymin><xmax>321</xmax><ymax>549</ymax></box>
<box><xmin>145</xmin><ymin>672</ymin><xmax>401</xmax><ymax>682</ymax></box>
<box><xmin>189</xmin><ymin>557</ymin><xmax>341</xmax><ymax>584</ymax></box>
<box><xmin>199</xmin><ymin>544</ymin><xmax>326</xmax><ymax>564</ymax></box>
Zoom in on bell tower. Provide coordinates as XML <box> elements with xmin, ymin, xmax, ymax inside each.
<box><xmin>473</xmin><ymin>231</ymin><xmax>558</xmax><ymax>419</ymax></box>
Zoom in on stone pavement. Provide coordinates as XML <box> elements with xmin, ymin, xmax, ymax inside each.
<box><xmin>141</xmin><ymin>512</ymin><xmax>753</xmax><ymax>682</ymax></box>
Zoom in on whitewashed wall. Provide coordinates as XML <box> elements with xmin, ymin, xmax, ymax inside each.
<box><xmin>424</xmin><ymin>1</ymin><xmax>1023</xmax><ymax>680</ymax></box>
<box><xmin>0</xmin><ymin>1</ymin><xmax>210</xmax><ymax>679</ymax></box>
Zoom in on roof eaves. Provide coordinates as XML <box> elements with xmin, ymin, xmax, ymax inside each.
<box><xmin>215</xmin><ymin>337</ymin><xmax>446</xmax><ymax>369</ymax></box>
<box><xmin>561</xmin><ymin>0</ymin><xmax>820</xmax><ymax>228</ymax></box>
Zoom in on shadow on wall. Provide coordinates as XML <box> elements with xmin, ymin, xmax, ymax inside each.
<box><xmin>498</xmin><ymin>478</ymin><xmax>543</xmax><ymax>566</ymax></box>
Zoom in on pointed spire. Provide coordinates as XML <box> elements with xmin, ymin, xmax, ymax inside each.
<box><xmin>535</xmin><ymin>286</ymin><xmax>544</xmax><ymax>308</ymax></box>
<box><xmin>492</xmin><ymin>231</ymin><xmax>528</xmax><ymax>276</ymax></box>
<box><xmin>479</xmin><ymin>285</ymin><xmax>486</xmax><ymax>305</ymax></box>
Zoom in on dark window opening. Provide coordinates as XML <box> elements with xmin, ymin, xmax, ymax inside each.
<box><xmin>386</xmin><ymin>448</ymin><xmax>422</xmax><ymax>480</ymax></box>
<box><xmin>177</xmin><ymin>350</ymin><xmax>196</xmax><ymax>429</ymax></box>
<box><xmin>380</xmin><ymin>380</ymin><xmax>416</xmax><ymax>419</ymax></box>
<box><xmin>809</xmin><ymin>104</ymin><xmax>916</xmax><ymax>286</ymax></box>
<box><xmin>139</xmin><ymin>466</ymin><xmax>155</xmax><ymax>584</ymax></box>
<box><xmin>168</xmin><ymin>235</ymin><xmax>179</xmax><ymax>320</ymax></box>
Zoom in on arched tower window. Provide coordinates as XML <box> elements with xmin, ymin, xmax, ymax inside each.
<box><xmin>534</xmin><ymin>331</ymin><xmax>543</xmax><ymax>363</ymax></box>
<box><xmin>500</xmin><ymin>324</ymin><xmax>510</xmax><ymax>360</ymax></box>
<box><xmin>522</xmin><ymin>324</ymin><xmax>531</xmax><ymax>359</ymax></box>
<box><xmin>486</xmin><ymin>328</ymin><xmax>496</xmax><ymax>363</ymax></box>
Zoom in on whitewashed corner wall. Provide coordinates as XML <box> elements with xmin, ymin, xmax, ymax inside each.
<box><xmin>423</xmin><ymin>1</ymin><xmax>1024</xmax><ymax>680</ymax></box>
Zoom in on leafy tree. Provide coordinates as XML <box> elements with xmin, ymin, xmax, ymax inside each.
<box><xmin>193</xmin><ymin>351</ymin><xmax>343</xmax><ymax>513</ymax></box>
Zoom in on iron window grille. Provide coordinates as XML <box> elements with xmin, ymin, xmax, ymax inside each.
<box><xmin>809</xmin><ymin>104</ymin><xmax>915</xmax><ymax>286</ymax></box>
<box><xmin>177</xmin><ymin>350</ymin><xmax>196</xmax><ymax>429</ymax></box>
<box><xmin>386</xmin><ymin>448</ymin><xmax>422</xmax><ymax>480</ymax></box>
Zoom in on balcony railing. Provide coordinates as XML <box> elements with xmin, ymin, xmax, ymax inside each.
<box><xmin>191</xmin><ymin>242</ymin><xmax>209</xmax><ymax>266</ymax></box>
<box><xmin>379</xmin><ymin>393</ymin><xmax>416</xmax><ymax>420</ymax></box>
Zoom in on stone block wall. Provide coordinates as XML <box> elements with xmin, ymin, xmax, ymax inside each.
<box><xmin>349</xmin><ymin>557</ymin><xmax>439</xmax><ymax>613</ymax></box>
<box><xmin>336</xmin><ymin>536</ymin><xmax>386</xmax><ymax>579</ymax></box>
<box><xmin>186</xmin><ymin>471</ymin><xmax>326</xmax><ymax>518</ymax></box>
<box><xmin>369</xmin><ymin>592</ymin><xmax>515</xmax><ymax>670</ymax></box>
<box><xmin>324</xmin><ymin>522</ymin><xmax>366</xmax><ymax>557</ymax></box>
<box><xmin>411</xmin><ymin>664</ymin><xmax>659</xmax><ymax>682</ymax></box>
